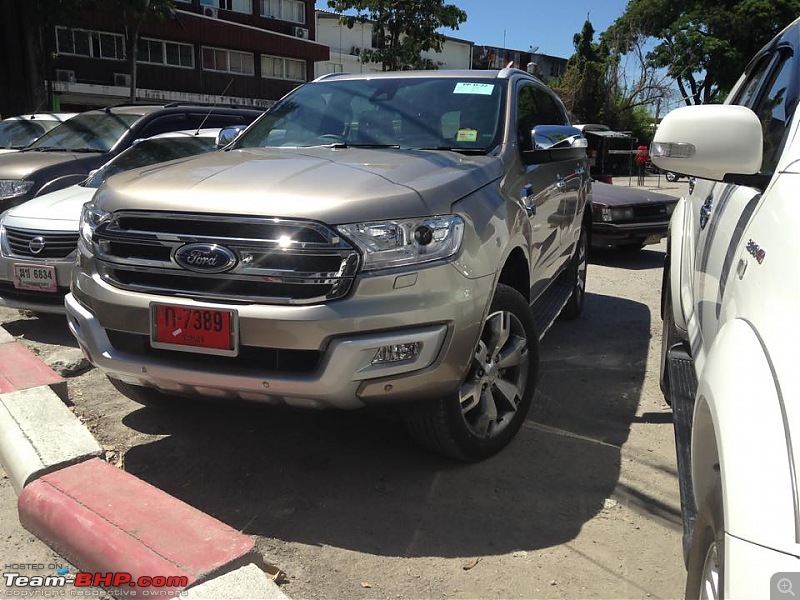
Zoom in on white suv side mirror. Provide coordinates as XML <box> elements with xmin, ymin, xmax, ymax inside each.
<box><xmin>651</xmin><ymin>105</ymin><xmax>763</xmax><ymax>182</ymax></box>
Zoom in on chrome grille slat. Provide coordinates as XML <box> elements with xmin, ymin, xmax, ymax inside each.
<box><xmin>4</xmin><ymin>226</ymin><xmax>79</xmax><ymax>259</ymax></box>
<box><xmin>92</xmin><ymin>212</ymin><xmax>360</xmax><ymax>305</ymax></box>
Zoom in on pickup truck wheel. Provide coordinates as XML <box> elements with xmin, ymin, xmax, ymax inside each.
<box><xmin>405</xmin><ymin>283</ymin><xmax>538</xmax><ymax>461</ymax></box>
<box><xmin>560</xmin><ymin>225</ymin><xmax>588</xmax><ymax>319</ymax></box>
<box><xmin>665</xmin><ymin>171</ymin><xmax>679</xmax><ymax>182</ymax></box>
<box><xmin>108</xmin><ymin>376</ymin><xmax>186</xmax><ymax>410</ymax></box>
<box><xmin>685</xmin><ymin>483</ymin><xmax>724</xmax><ymax>600</ymax></box>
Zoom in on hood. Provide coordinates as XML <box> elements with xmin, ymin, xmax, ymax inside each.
<box><xmin>2</xmin><ymin>184</ymin><xmax>94</xmax><ymax>230</ymax></box>
<box><xmin>95</xmin><ymin>147</ymin><xmax>503</xmax><ymax>224</ymax></box>
<box><xmin>0</xmin><ymin>150</ymin><xmax>97</xmax><ymax>180</ymax></box>
<box><xmin>591</xmin><ymin>181</ymin><xmax>678</xmax><ymax>207</ymax></box>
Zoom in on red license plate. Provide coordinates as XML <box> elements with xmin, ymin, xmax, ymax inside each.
<box><xmin>151</xmin><ymin>304</ymin><xmax>237</xmax><ymax>355</ymax></box>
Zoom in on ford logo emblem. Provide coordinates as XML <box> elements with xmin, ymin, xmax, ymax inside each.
<box><xmin>174</xmin><ymin>243</ymin><xmax>237</xmax><ymax>273</ymax></box>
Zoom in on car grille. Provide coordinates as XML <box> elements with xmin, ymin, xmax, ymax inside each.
<box><xmin>631</xmin><ymin>204</ymin><xmax>671</xmax><ymax>220</ymax></box>
<box><xmin>91</xmin><ymin>212</ymin><xmax>361</xmax><ymax>305</ymax></box>
<box><xmin>4</xmin><ymin>226</ymin><xmax>79</xmax><ymax>259</ymax></box>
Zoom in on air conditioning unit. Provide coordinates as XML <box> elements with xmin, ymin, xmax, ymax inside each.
<box><xmin>293</xmin><ymin>26</ymin><xmax>309</xmax><ymax>40</ymax></box>
<box><xmin>113</xmin><ymin>73</ymin><xmax>131</xmax><ymax>87</ymax></box>
<box><xmin>203</xmin><ymin>6</ymin><xmax>219</xmax><ymax>18</ymax></box>
<box><xmin>55</xmin><ymin>69</ymin><xmax>76</xmax><ymax>83</ymax></box>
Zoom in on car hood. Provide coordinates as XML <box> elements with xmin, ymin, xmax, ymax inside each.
<box><xmin>95</xmin><ymin>147</ymin><xmax>503</xmax><ymax>223</ymax></box>
<box><xmin>0</xmin><ymin>150</ymin><xmax>97</xmax><ymax>180</ymax></box>
<box><xmin>591</xmin><ymin>181</ymin><xmax>678</xmax><ymax>206</ymax></box>
<box><xmin>2</xmin><ymin>184</ymin><xmax>94</xmax><ymax>230</ymax></box>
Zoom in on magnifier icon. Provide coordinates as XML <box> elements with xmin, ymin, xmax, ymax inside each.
<box><xmin>778</xmin><ymin>578</ymin><xmax>796</xmax><ymax>596</ymax></box>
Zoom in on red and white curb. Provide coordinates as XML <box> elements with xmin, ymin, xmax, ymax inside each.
<box><xmin>0</xmin><ymin>325</ymin><xmax>288</xmax><ymax>599</ymax></box>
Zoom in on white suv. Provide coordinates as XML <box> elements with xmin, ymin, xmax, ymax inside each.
<box><xmin>653</xmin><ymin>17</ymin><xmax>800</xmax><ymax>599</ymax></box>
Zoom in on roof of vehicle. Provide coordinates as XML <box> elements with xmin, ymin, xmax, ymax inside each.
<box><xmin>146</xmin><ymin>128</ymin><xmax>223</xmax><ymax>140</ymax></box>
<box><xmin>313</xmin><ymin>68</ymin><xmax>540</xmax><ymax>83</ymax></box>
<box><xmin>1</xmin><ymin>113</ymin><xmax>79</xmax><ymax>122</ymax></box>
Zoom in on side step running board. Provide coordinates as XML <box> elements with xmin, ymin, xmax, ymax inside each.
<box><xmin>531</xmin><ymin>280</ymin><xmax>572</xmax><ymax>341</ymax></box>
<box><xmin>667</xmin><ymin>343</ymin><xmax>698</xmax><ymax>565</ymax></box>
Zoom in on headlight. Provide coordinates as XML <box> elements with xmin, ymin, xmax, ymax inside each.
<box><xmin>79</xmin><ymin>201</ymin><xmax>111</xmax><ymax>247</ymax></box>
<box><xmin>0</xmin><ymin>180</ymin><xmax>34</xmax><ymax>199</ymax></box>
<box><xmin>608</xmin><ymin>207</ymin><xmax>635</xmax><ymax>222</ymax></box>
<box><xmin>337</xmin><ymin>215</ymin><xmax>464</xmax><ymax>271</ymax></box>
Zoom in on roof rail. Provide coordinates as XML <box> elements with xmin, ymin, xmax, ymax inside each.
<box><xmin>313</xmin><ymin>72</ymin><xmax>349</xmax><ymax>82</ymax></box>
<box><xmin>497</xmin><ymin>67</ymin><xmax>531</xmax><ymax>79</ymax></box>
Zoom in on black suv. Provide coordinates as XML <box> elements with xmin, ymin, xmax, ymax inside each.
<box><xmin>0</xmin><ymin>104</ymin><xmax>262</xmax><ymax>208</ymax></box>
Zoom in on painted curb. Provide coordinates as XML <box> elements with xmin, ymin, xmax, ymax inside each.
<box><xmin>19</xmin><ymin>458</ymin><xmax>260</xmax><ymax>593</ymax></box>
<box><xmin>0</xmin><ymin>385</ymin><xmax>102</xmax><ymax>493</ymax></box>
<box><xmin>0</xmin><ymin>340</ymin><xmax>67</xmax><ymax>400</ymax></box>
<box><xmin>183</xmin><ymin>563</ymin><xmax>290</xmax><ymax>599</ymax></box>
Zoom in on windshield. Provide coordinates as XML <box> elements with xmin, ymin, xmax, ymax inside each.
<box><xmin>28</xmin><ymin>112</ymin><xmax>141</xmax><ymax>152</ymax></box>
<box><xmin>85</xmin><ymin>136</ymin><xmax>217</xmax><ymax>188</ymax></box>
<box><xmin>234</xmin><ymin>77</ymin><xmax>506</xmax><ymax>152</ymax></box>
<box><xmin>0</xmin><ymin>120</ymin><xmax>53</xmax><ymax>149</ymax></box>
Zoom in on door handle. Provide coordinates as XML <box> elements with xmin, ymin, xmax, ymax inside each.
<box><xmin>520</xmin><ymin>184</ymin><xmax>535</xmax><ymax>216</ymax></box>
<box><xmin>699</xmin><ymin>197</ymin><xmax>712</xmax><ymax>230</ymax></box>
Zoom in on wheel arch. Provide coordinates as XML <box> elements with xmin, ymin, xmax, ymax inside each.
<box><xmin>691</xmin><ymin>318</ymin><xmax>798</xmax><ymax>549</ymax></box>
<box><xmin>497</xmin><ymin>245</ymin><xmax>530</xmax><ymax>303</ymax></box>
<box><xmin>666</xmin><ymin>198</ymin><xmax>687</xmax><ymax>331</ymax></box>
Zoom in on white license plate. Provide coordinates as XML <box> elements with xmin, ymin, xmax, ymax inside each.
<box><xmin>13</xmin><ymin>264</ymin><xmax>57</xmax><ymax>293</ymax></box>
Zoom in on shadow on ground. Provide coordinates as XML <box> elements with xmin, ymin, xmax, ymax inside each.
<box><xmin>590</xmin><ymin>246</ymin><xmax>665</xmax><ymax>271</ymax></box>
<box><xmin>120</xmin><ymin>290</ymin><xmax>656</xmax><ymax>559</ymax></box>
<box><xmin>1</xmin><ymin>312</ymin><xmax>77</xmax><ymax>347</ymax></box>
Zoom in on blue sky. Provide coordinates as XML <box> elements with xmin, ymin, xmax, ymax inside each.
<box><xmin>314</xmin><ymin>0</ymin><xmax>631</xmax><ymax>59</ymax></box>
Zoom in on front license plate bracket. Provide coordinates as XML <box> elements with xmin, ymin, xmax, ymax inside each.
<box><xmin>150</xmin><ymin>303</ymin><xmax>239</xmax><ymax>357</ymax></box>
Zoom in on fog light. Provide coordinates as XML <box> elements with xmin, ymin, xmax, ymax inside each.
<box><xmin>372</xmin><ymin>342</ymin><xmax>423</xmax><ymax>364</ymax></box>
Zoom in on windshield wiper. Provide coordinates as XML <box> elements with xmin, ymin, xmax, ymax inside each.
<box><xmin>27</xmin><ymin>146</ymin><xmax>102</xmax><ymax>153</ymax></box>
<box><xmin>414</xmin><ymin>146</ymin><xmax>488</xmax><ymax>154</ymax></box>
<box><xmin>68</xmin><ymin>148</ymin><xmax>104</xmax><ymax>153</ymax></box>
<box><xmin>338</xmin><ymin>143</ymin><xmax>401</xmax><ymax>149</ymax></box>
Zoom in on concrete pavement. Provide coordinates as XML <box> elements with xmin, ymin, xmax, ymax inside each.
<box><xmin>0</xmin><ymin>324</ymin><xmax>288</xmax><ymax>599</ymax></box>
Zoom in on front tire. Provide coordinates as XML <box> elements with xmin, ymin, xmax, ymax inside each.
<box><xmin>405</xmin><ymin>283</ymin><xmax>539</xmax><ymax>461</ymax></box>
<box><xmin>685</xmin><ymin>483</ymin><xmax>724</xmax><ymax>600</ymax></box>
<box><xmin>666</xmin><ymin>171</ymin><xmax>679</xmax><ymax>182</ymax></box>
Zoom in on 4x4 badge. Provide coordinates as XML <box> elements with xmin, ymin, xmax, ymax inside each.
<box><xmin>746</xmin><ymin>239</ymin><xmax>766</xmax><ymax>264</ymax></box>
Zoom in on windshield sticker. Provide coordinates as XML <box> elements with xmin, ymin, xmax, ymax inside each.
<box><xmin>454</xmin><ymin>82</ymin><xmax>495</xmax><ymax>95</ymax></box>
<box><xmin>456</xmin><ymin>129</ymin><xmax>478</xmax><ymax>142</ymax></box>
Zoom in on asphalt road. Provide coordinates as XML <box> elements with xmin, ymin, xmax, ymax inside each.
<box><xmin>0</xmin><ymin>176</ymin><xmax>690</xmax><ymax>599</ymax></box>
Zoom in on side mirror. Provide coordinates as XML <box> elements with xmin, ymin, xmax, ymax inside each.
<box><xmin>651</xmin><ymin>104</ymin><xmax>763</xmax><ymax>185</ymax></box>
<box><xmin>216</xmin><ymin>125</ymin><xmax>247</xmax><ymax>149</ymax></box>
<box><xmin>523</xmin><ymin>125</ymin><xmax>588</xmax><ymax>165</ymax></box>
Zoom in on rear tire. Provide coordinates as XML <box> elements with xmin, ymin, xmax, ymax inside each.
<box><xmin>685</xmin><ymin>482</ymin><xmax>724</xmax><ymax>600</ymax></box>
<box><xmin>666</xmin><ymin>171</ymin><xmax>679</xmax><ymax>182</ymax></box>
<box><xmin>560</xmin><ymin>225</ymin><xmax>588</xmax><ymax>320</ymax></box>
<box><xmin>405</xmin><ymin>283</ymin><xmax>539</xmax><ymax>461</ymax></box>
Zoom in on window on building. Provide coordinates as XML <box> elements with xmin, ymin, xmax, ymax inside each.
<box><xmin>261</xmin><ymin>0</ymin><xmax>305</xmax><ymax>24</ymax></box>
<box><xmin>200</xmin><ymin>0</ymin><xmax>252</xmax><ymax>13</ymax></box>
<box><xmin>260</xmin><ymin>55</ymin><xmax>305</xmax><ymax>81</ymax></box>
<box><xmin>202</xmin><ymin>46</ymin><xmax>255</xmax><ymax>75</ymax></box>
<box><xmin>138</xmin><ymin>38</ymin><xmax>194</xmax><ymax>68</ymax></box>
<box><xmin>56</xmin><ymin>27</ymin><xmax>125</xmax><ymax>60</ymax></box>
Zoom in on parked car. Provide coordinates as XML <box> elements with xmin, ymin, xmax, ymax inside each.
<box><xmin>0</xmin><ymin>113</ymin><xmax>78</xmax><ymax>154</ymax></box>
<box><xmin>65</xmin><ymin>68</ymin><xmax>592</xmax><ymax>461</ymax></box>
<box><xmin>0</xmin><ymin>104</ymin><xmax>261</xmax><ymax>209</ymax></box>
<box><xmin>655</xmin><ymin>16</ymin><xmax>800</xmax><ymax>600</ymax></box>
<box><xmin>0</xmin><ymin>129</ymin><xmax>234</xmax><ymax>314</ymax></box>
<box><xmin>590</xmin><ymin>181</ymin><xmax>678</xmax><ymax>251</ymax></box>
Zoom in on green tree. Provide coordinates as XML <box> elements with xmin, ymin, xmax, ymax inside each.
<box><xmin>326</xmin><ymin>0</ymin><xmax>466</xmax><ymax>71</ymax></box>
<box><xmin>605</xmin><ymin>0</ymin><xmax>800</xmax><ymax>105</ymax></box>
<box><xmin>551</xmin><ymin>20</ymin><xmax>613</xmax><ymax>124</ymax></box>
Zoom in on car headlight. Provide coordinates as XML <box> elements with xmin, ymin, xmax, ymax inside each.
<box><xmin>0</xmin><ymin>180</ymin><xmax>34</xmax><ymax>199</ymax></box>
<box><xmin>79</xmin><ymin>201</ymin><xmax>111</xmax><ymax>247</ymax></box>
<box><xmin>337</xmin><ymin>215</ymin><xmax>464</xmax><ymax>271</ymax></box>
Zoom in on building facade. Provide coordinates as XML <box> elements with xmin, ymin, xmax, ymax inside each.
<box><xmin>471</xmin><ymin>45</ymin><xmax>567</xmax><ymax>83</ymax></box>
<box><xmin>50</xmin><ymin>0</ymin><xmax>329</xmax><ymax>110</ymax></box>
<box><xmin>314</xmin><ymin>10</ymin><xmax>473</xmax><ymax>77</ymax></box>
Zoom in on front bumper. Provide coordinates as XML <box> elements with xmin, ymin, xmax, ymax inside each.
<box><xmin>66</xmin><ymin>260</ymin><xmax>494</xmax><ymax>409</ymax></box>
<box><xmin>0</xmin><ymin>253</ymin><xmax>75</xmax><ymax>314</ymax></box>
<box><xmin>591</xmin><ymin>220</ymin><xmax>669</xmax><ymax>247</ymax></box>
<box><xmin>725</xmin><ymin>533</ymin><xmax>800</xmax><ymax>598</ymax></box>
